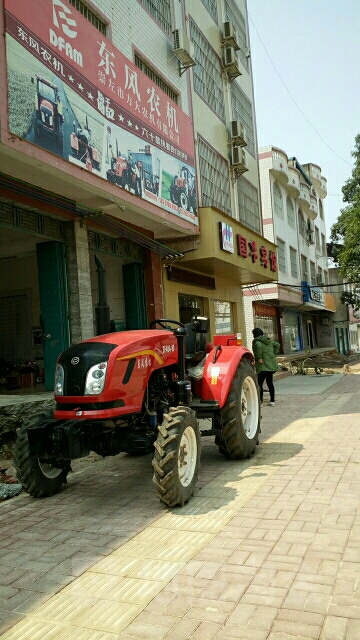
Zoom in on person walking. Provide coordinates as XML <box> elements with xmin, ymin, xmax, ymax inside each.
<box><xmin>252</xmin><ymin>328</ymin><xmax>280</xmax><ymax>406</ymax></box>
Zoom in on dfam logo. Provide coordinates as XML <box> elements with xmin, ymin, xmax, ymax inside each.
<box><xmin>52</xmin><ymin>0</ymin><xmax>77</xmax><ymax>38</ymax></box>
<box><xmin>50</xmin><ymin>0</ymin><xmax>83</xmax><ymax>67</ymax></box>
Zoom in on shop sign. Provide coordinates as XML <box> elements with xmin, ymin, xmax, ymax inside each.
<box><xmin>237</xmin><ymin>234</ymin><xmax>277</xmax><ymax>272</ymax></box>
<box><xmin>4</xmin><ymin>0</ymin><xmax>198</xmax><ymax>225</ymax></box>
<box><xmin>219</xmin><ymin>222</ymin><xmax>234</xmax><ymax>253</ymax></box>
<box><xmin>253</xmin><ymin>303</ymin><xmax>277</xmax><ymax>318</ymax></box>
<box><xmin>302</xmin><ymin>282</ymin><xmax>324</xmax><ymax>305</ymax></box>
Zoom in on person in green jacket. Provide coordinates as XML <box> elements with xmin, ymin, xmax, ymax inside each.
<box><xmin>252</xmin><ymin>328</ymin><xmax>280</xmax><ymax>406</ymax></box>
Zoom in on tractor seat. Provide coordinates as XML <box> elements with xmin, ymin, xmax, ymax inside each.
<box><xmin>185</xmin><ymin>316</ymin><xmax>210</xmax><ymax>365</ymax></box>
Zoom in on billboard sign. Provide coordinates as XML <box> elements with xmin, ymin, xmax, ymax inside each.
<box><xmin>4</xmin><ymin>0</ymin><xmax>198</xmax><ymax>225</ymax></box>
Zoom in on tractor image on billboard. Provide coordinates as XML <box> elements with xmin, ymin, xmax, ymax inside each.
<box><xmin>14</xmin><ymin>316</ymin><xmax>261</xmax><ymax>508</ymax></box>
<box><xmin>70</xmin><ymin>115</ymin><xmax>100</xmax><ymax>172</ymax></box>
<box><xmin>31</xmin><ymin>75</ymin><xmax>64</xmax><ymax>152</ymax></box>
<box><xmin>107</xmin><ymin>143</ymin><xmax>159</xmax><ymax>198</ymax></box>
<box><xmin>170</xmin><ymin>166</ymin><xmax>197</xmax><ymax>213</ymax></box>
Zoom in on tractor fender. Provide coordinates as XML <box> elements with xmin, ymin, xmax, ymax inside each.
<box><xmin>201</xmin><ymin>346</ymin><xmax>254</xmax><ymax>407</ymax></box>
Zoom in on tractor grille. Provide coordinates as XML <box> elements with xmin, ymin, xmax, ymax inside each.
<box><xmin>58</xmin><ymin>342</ymin><xmax>116</xmax><ymax>396</ymax></box>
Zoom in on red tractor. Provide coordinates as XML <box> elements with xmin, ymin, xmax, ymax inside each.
<box><xmin>14</xmin><ymin>317</ymin><xmax>261</xmax><ymax>507</ymax></box>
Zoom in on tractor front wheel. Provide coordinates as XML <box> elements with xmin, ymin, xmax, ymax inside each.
<box><xmin>152</xmin><ymin>407</ymin><xmax>200</xmax><ymax>507</ymax></box>
<box><xmin>14</xmin><ymin>409</ymin><xmax>70</xmax><ymax>498</ymax></box>
<box><xmin>215</xmin><ymin>359</ymin><xmax>260</xmax><ymax>459</ymax></box>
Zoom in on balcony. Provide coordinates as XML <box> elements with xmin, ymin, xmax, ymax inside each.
<box><xmin>308</xmin><ymin>195</ymin><xmax>318</xmax><ymax>220</ymax></box>
<box><xmin>270</xmin><ymin>148</ymin><xmax>289</xmax><ymax>185</ymax></box>
<box><xmin>287</xmin><ymin>166</ymin><xmax>300</xmax><ymax>198</ymax></box>
<box><xmin>298</xmin><ymin>181</ymin><xmax>310</xmax><ymax>211</ymax></box>
<box><xmin>303</xmin><ymin>163</ymin><xmax>321</xmax><ymax>189</ymax></box>
<box><xmin>319</xmin><ymin>176</ymin><xmax>327</xmax><ymax>199</ymax></box>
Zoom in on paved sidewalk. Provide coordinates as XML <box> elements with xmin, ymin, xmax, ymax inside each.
<box><xmin>1</xmin><ymin>373</ymin><xmax>360</xmax><ymax>639</ymax></box>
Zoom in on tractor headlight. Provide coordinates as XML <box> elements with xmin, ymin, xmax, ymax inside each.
<box><xmin>85</xmin><ymin>362</ymin><xmax>108</xmax><ymax>395</ymax></box>
<box><xmin>54</xmin><ymin>364</ymin><xmax>64</xmax><ymax>395</ymax></box>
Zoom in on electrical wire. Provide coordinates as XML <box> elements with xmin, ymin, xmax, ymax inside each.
<box><xmin>247</xmin><ymin>12</ymin><xmax>352</xmax><ymax>168</ymax></box>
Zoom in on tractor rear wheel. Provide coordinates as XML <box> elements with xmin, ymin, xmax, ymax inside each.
<box><xmin>14</xmin><ymin>409</ymin><xmax>70</xmax><ymax>498</ymax></box>
<box><xmin>215</xmin><ymin>359</ymin><xmax>260</xmax><ymax>459</ymax></box>
<box><xmin>152</xmin><ymin>407</ymin><xmax>200</xmax><ymax>507</ymax></box>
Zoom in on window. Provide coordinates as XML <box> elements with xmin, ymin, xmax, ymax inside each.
<box><xmin>273</xmin><ymin>183</ymin><xmax>283</xmax><ymax>219</ymax></box>
<box><xmin>137</xmin><ymin>0</ymin><xmax>172</xmax><ymax>35</ymax></box>
<box><xmin>68</xmin><ymin>0</ymin><xmax>107</xmax><ymax>34</ymax></box>
<box><xmin>315</xmin><ymin>227</ymin><xmax>320</xmax><ymax>253</ymax></box>
<box><xmin>319</xmin><ymin>199</ymin><xmax>324</xmax><ymax>220</ymax></box>
<box><xmin>198</xmin><ymin>137</ymin><xmax>231</xmax><ymax>216</ymax></box>
<box><xmin>289</xmin><ymin>247</ymin><xmax>298</xmax><ymax>279</ymax></box>
<box><xmin>190</xmin><ymin>20</ymin><xmax>225</xmax><ymax>120</ymax></box>
<box><xmin>179</xmin><ymin>294</ymin><xmax>204</xmax><ymax>324</ymax></box>
<box><xmin>201</xmin><ymin>0</ymin><xmax>218</xmax><ymax>22</ymax></box>
<box><xmin>134</xmin><ymin>54</ymin><xmax>178</xmax><ymax>103</ymax></box>
<box><xmin>237</xmin><ymin>177</ymin><xmax>261</xmax><ymax>233</ymax></box>
<box><xmin>317</xmin><ymin>267</ymin><xmax>323</xmax><ymax>285</ymax></box>
<box><xmin>310</xmin><ymin>260</ymin><xmax>316</xmax><ymax>285</ymax></box>
<box><xmin>224</xmin><ymin>0</ymin><xmax>249</xmax><ymax>71</ymax></box>
<box><xmin>231</xmin><ymin>83</ymin><xmax>255</xmax><ymax>156</ymax></box>
<box><xmin>286</xmin><ymin>197</ymin><xmax>295</xmax><ymax>227</ymax></box>
<box><xmin>298</xmin><ymin>209</ymin><xmax>306</xmax><ymax>240</ymax></box>
<box><xmin>214</xmin><ymin>300</ymin><xmax>233</xmax><ymax>334</ymax></box>
<box><xmin>301</xmin><ymin>254</ymin><xmax>308</xmax><ymax>282</ymax></box>
<box><xmin>276</xmin><ymin>238</ymin><xmax>286</xmax><ymax>273</ymax></box>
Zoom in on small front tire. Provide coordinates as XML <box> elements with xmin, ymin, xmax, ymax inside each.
<box><xmin>152</xmin><ymin>407</ymin><xmax>200</xmax><ymax>507</ymax></box>
<box><xmin>14</xmin><ymin>409</ymin><xmax>70</xmax><ymax>498</ymax></box>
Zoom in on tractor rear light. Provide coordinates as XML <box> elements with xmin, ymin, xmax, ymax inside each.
<box><xmin>54</xmin><ymin>364</ymin><xmax>64</xmax><ymax>395</ymax></box>
<box><xmin>85</xmin><ymin>362</ymin><xmax>108</xmax><ymax>395</ymax></box>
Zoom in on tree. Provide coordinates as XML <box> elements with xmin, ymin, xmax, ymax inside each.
<box><xmin>330</xmin><ymin>133</ymin><xmax>360</xmax><ymax>308</ymax></box>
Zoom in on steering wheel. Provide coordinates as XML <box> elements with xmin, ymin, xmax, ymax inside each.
<box><xmin>149</xmin><ymin>318</ymin><xmax>186</xmax><ymax>330</ymax></box>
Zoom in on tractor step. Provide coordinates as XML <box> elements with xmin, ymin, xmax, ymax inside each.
<box><xmin>191</xmin><ymin>399</ymin><xmax>219</xmax><ymax>418</ymax></box>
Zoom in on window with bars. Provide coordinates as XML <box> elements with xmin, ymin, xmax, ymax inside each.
<box><xmin>273</xmin><ymin>183</ymin><xmax>283</xmax><ymax>219</ymax></box>
<box><xmin>189</xmin><ymin>20</ymin><xmax>225</xmax><ymax>120</ymax></box>
<box><xmin>310</xmin><ymin>260</ymin><xmax>316</xmax><ymax>285</ymax></box>
<box><xmin>198</xmin><ymin>137</ymin><xmax>231</xmax><ymax>216</ymax></box>
<box><xmin>137</xmin><ymin>0</ymin><xmax>172</xmax><ymax>35</ymax></box>
<box><xmin>286</xmin><ymin>197</ymin><xmax>295</xmax><ymax>228</ymax></box>
<box><xmin>298</xmin><ymin>209</ymin><xmax>306</xmax><ymax>240</ymax></box>
<box><xmin>237</xmin><ymin>177</ymin><xmax>261</xmax><ymax>233</ymax></box>
<box><xmin>224</xmin><ymin>0</ymin><xmax>249</xmax><ymax>71</ymax></box>
<box><xmin>301</xmin><ymin>254</ymin><xmax>308</xmax><ymax>282</ymax></box>
<box><xmin>200</xmin><ymin>0</ymin><xmax>218</xmax><ymax>22</ymax></box>
<box><xmin>276</xmin><ymin>238</ymin><xmax>286</xmax><ymax>273</ymax></box>
<box><xmin>289</xmin><ymin>246</ymin><xmax>298</xmax><ymax>278</ymax></box>
<box><xmin>68</xmin><ymin>0</ymin><xmax>107</xmax><ymax>34</ymax></box>
<box><xmin>134</xmin><ymin>54</ymin><xmax>178</xmax><ymax>103</ymax></box>
<box><xmin>231</xmin><ymin>83</ymin><xmax>255</xmax><ymax>156</ymax></box>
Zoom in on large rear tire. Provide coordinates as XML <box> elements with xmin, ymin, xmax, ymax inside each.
<box><xmin>215</xmin><ymin>359</ymin><xmax>260</xmax><ymax>459</ymax></box>
<box><xmin>152</xmin><ymin>407</ymin><xmax>200</xmax><ymax>507</ymax></box>
<box><xmin>14</xmin><ymin>409</ymin><xmax>70</xmax><ymax>497</ymax></box>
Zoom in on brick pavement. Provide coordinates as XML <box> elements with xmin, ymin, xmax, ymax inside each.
<box><xmin>1</xmin><ymin>373</ymin><xmax>360</xmax><ymax>638</ymax></box>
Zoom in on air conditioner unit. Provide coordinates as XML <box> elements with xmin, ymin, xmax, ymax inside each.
<box><xmin>231</xmin><ymin>146</ymin><xmax>247</xmax><ymax>174</ymax></box>
<box><xmin>229</xmin><ymin>120</ymin><xmax>246</xmax><ymax>147</ymax></box>
<box><xmin>221</xmin><ymin>21</ymin><xmax>240</xmax><ymax>50</ymax></box>
<box><xmin>172</xmin><ymin>28</ymin><xmax>196</xmax><ymax>69</ymax></box>
<box><xmin>222</xmin><ymin>46</ymin><xmax>241</xmax><ymax>80</ymax></box>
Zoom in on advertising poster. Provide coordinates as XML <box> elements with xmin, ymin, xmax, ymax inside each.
<box><xmin>4</xmin><ymin>0</ymin><xmax>198</xmax><ymax>225</ymax></box>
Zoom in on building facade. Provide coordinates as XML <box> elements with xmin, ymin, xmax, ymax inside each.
<box><xmin>328</xmin><ymin>267</ymin><xmax>360</xmax><ymax>354</ymax></box>
<box><xmin>0</xmin><ymin>0</ymin><xmax>278</xmax><ymax>390</ymax></box>
<box><xmin>243</xmin><ymin>146</ymin><xmax>336</xmax><ymax>354</ymax></box>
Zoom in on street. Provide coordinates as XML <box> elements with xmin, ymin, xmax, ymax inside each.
<box><xmin>1</xmin><ymin>371</ymin><xmax>360</xmax><ymax>639</ymax></box>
